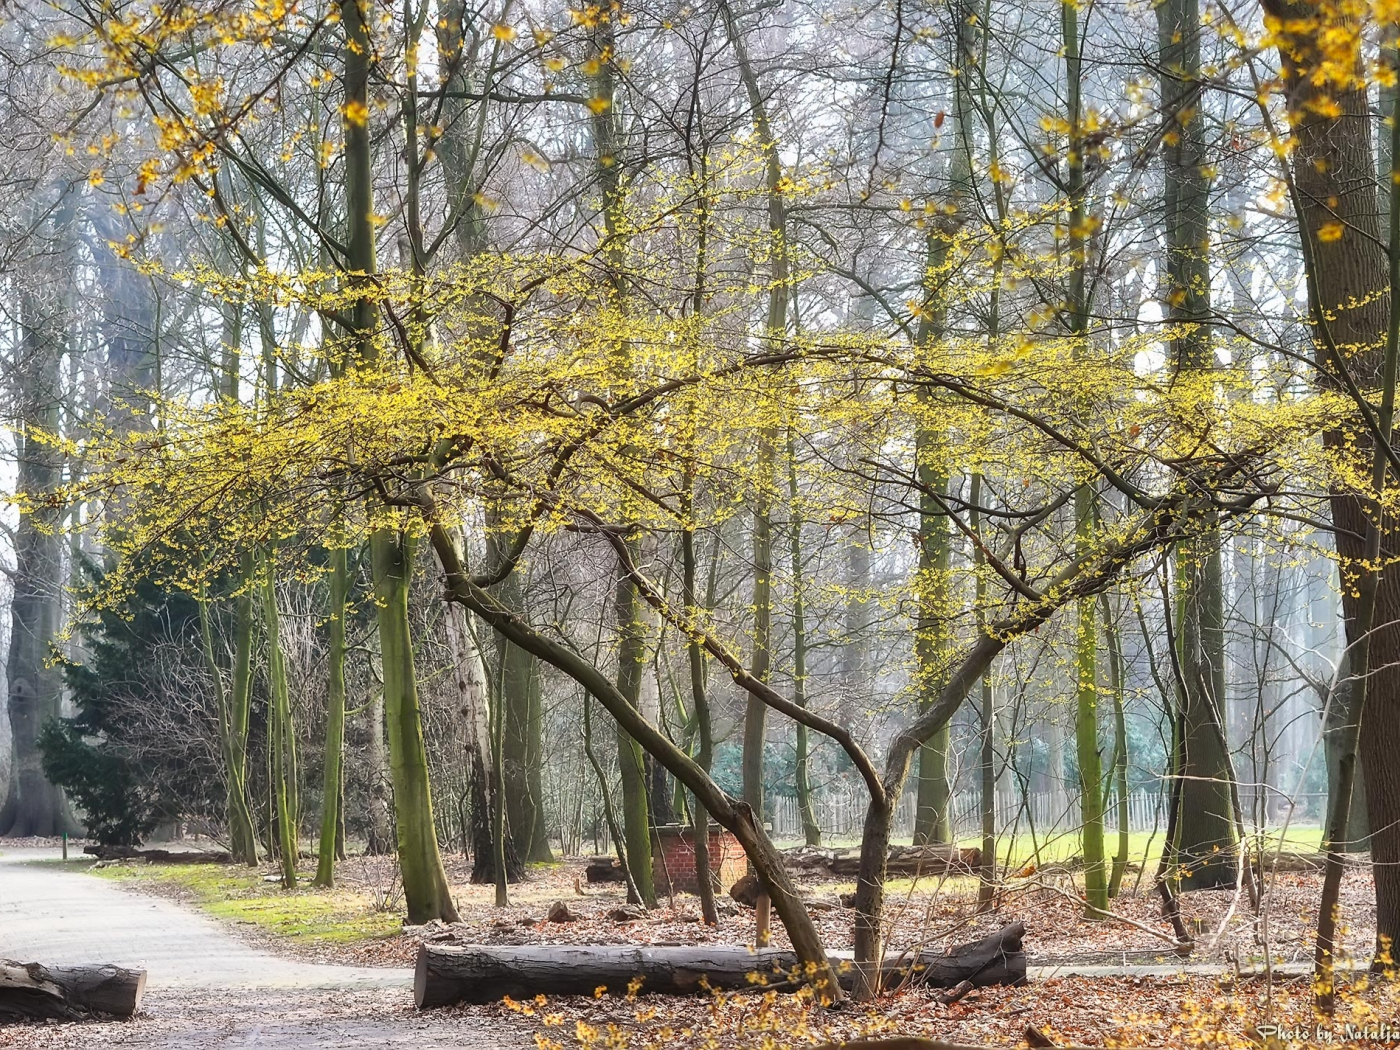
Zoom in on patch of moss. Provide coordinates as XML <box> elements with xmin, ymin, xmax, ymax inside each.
<box><xmin>91</xmin><ymin>862</ymin><xmax>401</xmax><ymax>945</ymax></box>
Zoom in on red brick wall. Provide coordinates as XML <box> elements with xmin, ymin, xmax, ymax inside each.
<box><xmin>651</xmin><ymin>826</ymin><xmax>746</xmax><ymax>895</ymax></box>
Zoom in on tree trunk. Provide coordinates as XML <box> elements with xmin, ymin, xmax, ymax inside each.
<box><xmin>1170</xmin><ymin>535</ymin><xmax>1236</xmax><ymax>889</ymax></box>
<box><xmin>230</xmin><ymin>556</ymin><xmax>258</xmax><ymax>863</ymax></box>
<box><xmin>0</xmin><ymin>287</ymin><xmax>71</xmax><ymax>839</ymax></box>
<box><xmin>0</xmin><ymin>961</ymin><xmax>145</xmax><ymax>1022</ymax></box>
<box><xmin>583</xmin><ymin>694</ymin><xmax>642</xmax><ymax>904</ymax></box>
<box><xmin>1153</xmin><ymin>0</ymin><xmax>1232</xmax><ymax>896</ymax></box>
<box><xmin>978</xmin><ymin>675</ymin><xmax>997</xmax><ymax>910</ymax></box>
<box><xmin>260</xmin><ymin>552</ymin><xmax>299</xmax><ymax>890</ymax></box>
<box><xmin>1072</xmin><ymin>537</ymin><xmax>1107</xmax><ymax>913</ymax></box>
<box><xmin>1157</xmin><ymin>0</ymin><xmax>1235</xmax><ymax>892</ymax></box>
<box><xmin>200</xmin><ymin>309</ymin><xmax>258</xmax><ymax>867</ymax></box>
<box><xmin>1263</xmin><ymin>0</ymin><xmax>1400</xmax><ymax>972</ymax></box>
<box><xmin>1102</xmin><ymin>594</ymin><xmax>1131</xmax><ymax>898</ymax></box>
<box><xmin>315</xmin><ymin>544</ymin><xmax>349</xmax><ymax>887</ymax></box>
<box><xmin>1324</xmin><ymin>673</ymin><xmax>1369</xmax><ymax>852</ymax></box>
<box><xmin>909</xmin><ymin>4</ymin><xmax>977</xmax><ymax>847</ymax></box>
<box><xmin>612</xmin><ymin>554</ymin><xmax>656</xmax><ymax>908</ymax></box>
<box><xmin>788</xmin><ymin>432</ymin><xmax>822</xmax><ymax>848</ymax></box>
<box><xmin>415</xmin><ymin>924</ymin><xmax>1026</xmax><ymax>1008</ymax></box>
<box><xmin>373</xmin><ymin>532</ymin><xmax>460</xmax><ymax>923</ymax></box>
<box><xmin>364</xmin><ymin>685</ymin><xmax>394</xmax><ymax>856</ymax></box>
<box><xmin>742</xmin><ymin>452</ymin><xmax>774</xmax><ymax>831</ymax></box>
<box><xmin>198</xmin><ymin>580</ymin><xmax>258</xmax><ymax>867</ymax></box>
<box><xmin>971</xmin><ymin>477</ymin><xmax>997</xmax><ymax>910</ymax></box>
<box><xmin>682</xmin><ymin>509</ymin><xmax>720</xmax><ymax>922</ymax></box>
<box><xmin>496</xmin><ymin>570</ymin><xmax>552</xmax><ymax>864</ymax></box>
<box><xmin>339</xmin><ymin>0</ymin><xmax>458</xmax><ymax>924</ymax></box>
<box><xmin>446</xmin><ymin>587</ymin><xmax>523</xmax><ymax>886</ymax></box>
<box><xmin>1061</xmin><ymin>0</ymin><xmax>1108</xmax><ymax>916</ymax></box>
<box><xmin>721</xmin><ymin>2</ymin><xmax>787</xmax><ymax>842</ymax></box>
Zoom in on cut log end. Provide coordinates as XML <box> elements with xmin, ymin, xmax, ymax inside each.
<box><xmin>0</xmin><ymin>960</ymin><xmax>146</xmax><ymax>1022</ymax></box>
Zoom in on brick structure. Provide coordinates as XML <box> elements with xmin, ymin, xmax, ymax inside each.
<box><xmin>651</xmin><ymin>823</ymin><xmax>746</xmax><ymax>895</ymax></box>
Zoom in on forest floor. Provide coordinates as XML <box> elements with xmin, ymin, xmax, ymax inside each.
<box><xmin>78</xmin><ymin>843</ymin><xmax>1375</xmax><ymax>973</ymax></box>
<box><xmin>1</xmin><ymin>839</ymin><xmax>1393</xmax><ymax>1049</ymax></box>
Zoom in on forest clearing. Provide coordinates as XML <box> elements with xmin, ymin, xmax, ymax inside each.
<box><xmin>5</xmin><ymin>0</ymin><xmax>1400</xmax><ymax>1045</ymax></box>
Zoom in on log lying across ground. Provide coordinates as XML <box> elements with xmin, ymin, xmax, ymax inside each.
<box><xmin>783</xmin><ymin>844</ymin><xmax>983</xmax><ymax>878</ymax></box>
<box><xmin>82</xmin><ymin>845</ymin><xmax>231</xmax><ymax>864</ymax></box>
<box><xmin>584</xmin><ymin>855</ymin><xmax>628</xmax><ymax>884</ymax></box>
<box><xmin>416</xmin><ymin>921</ymin><xmax>1025</xmax><ymax>1008</ymax></box>
<box><xmin>0</xmin><ymin>960</ymin><xmax>146</xmax><ymax>1021</ymax></box>
<box><xmin>1250</xmin><ymin>851</ymin><xmax>1349</xmax><ymax>874</ymax></box>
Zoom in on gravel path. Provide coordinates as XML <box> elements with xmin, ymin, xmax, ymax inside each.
<box><xmin>0</xmin><ymin>846</ymin><xmax>519</xmax><ymax>1048</ymax></box>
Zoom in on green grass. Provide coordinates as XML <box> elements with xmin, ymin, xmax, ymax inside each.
<box><xmin>778</xmin><ymin>825</ymin><xmax>1327</xmax><ymax>897</ymax></box>
<box><xmin>16</xmin><ymin>856</ymin><xmax>101</xmax><ymax>871</ymax></box>
<box><xmin>91</xmin><ymin>862</ymin><xmax>402</xmax><ymax>945</ymax></box>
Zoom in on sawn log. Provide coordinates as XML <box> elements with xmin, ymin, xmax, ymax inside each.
<box><xmin>0</xmin><ymin>959</ymin><xmax>146</xmax><ymax>1021</ymax></box>
<box><xmin>415</xmin><ymin>921</ymin><xmax>1025</xmax><ymax>1008</ymax></box>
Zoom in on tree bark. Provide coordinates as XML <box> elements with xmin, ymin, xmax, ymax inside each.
<box><xmin>1101</xmin><ymin>593</ymin><xmax>1131</xmax><ymax>898</ymax></box>
<box><xmin>1157</xmin><ymin>0</ymin><xmax>1235</xmax><ymax>892</ymax></box>
<box><xmin>495</xmin><ymin>565</ymin><xmax>552</xmax><ymax>864</ymax></box>
<box><xmin>1061</xmin><ymin>0</ymin><xmax>1108</xmax><ymax>917</ymax></box>
<box><xmin>787</xmin><ymin>431</ymin><xmax>822</xmax><ymax>848</ymax></box>
<box><xmin>314</xmin><ymin>544</ymin><xmax>349</xmax><ymax>887</ymax></box>
<box><xmin>260</xmin><ymin>551</ymin><xmax>299</xmax><ymax>890</ymax></box>
<box><xmin>446</xmin><ymin>585</ymin><xmax>523</xmax><ymax>886</ymax></box>
<box><xmin>0</xmin><ymin>285</ymin><xmax>71</xmax><ymax>839</ymax></box>
<box><xmin>415</xmin><ymin>923</ymin><xmax>1026</xmax><ymax>1008</ymax></box>
<box><xmin>339</xmin><ymin>0</ymin><xmax>458</xmax><ymax>924</ymax></box>
<box><xmin>1262</xmin><ymin>0</ymin><xmax>1400</xmax><ymax>971</ymax></box>
<box><xmin>0</xmin><ymin>961</ymin><xmax>145</xmax><ymax>1022</ymax></box>
<box><xmin>721</xmin><ymin>1</ymin><xmax>787</xmax><ymax>840</ymax></box>
<box><xmin>373</xmin><ymin>532</ymin><xmax>460</xmax><ymax>922</ymax></box>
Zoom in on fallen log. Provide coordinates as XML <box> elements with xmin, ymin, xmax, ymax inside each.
<box><xmin>82</xmin><ymin>845</ymin><xmax>231</xmax><ymax>865</ymax></box>
<box><xmin>415</xmin><ymin>921</ymin><xmax>1025</xmax><ymax>1008</ymax></box>
<box><xmin>782</xmin><ymin>844</ymin><xmax>982</xmax><ymax>878</ymax></box>
<box><xmin>833</xmin><ymin>845</ymin><xmax>983</xmax><ymax>878</ymax></box>
<box><xmin>0</xmin><ymin>960</ymin><xmax>146</xmax><ymax>1021</ymax></box>
<box><xmin>584</xmin><ymin>855</ymin><xmax>628</xmax><ymax>884</ymax></box>
<box><xmin>808</xmin><ymin>1040</ymin><xmax>1168</xmax><ymax>1050</ymax></box>
<box><xmin>1250</xmin><ymin>851</ymin><xmax>1337</xmax><ymax>874</ymax></box>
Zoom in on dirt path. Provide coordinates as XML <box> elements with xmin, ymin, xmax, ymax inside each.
<box><xmin>0</xmin><ymin>846</ymin><xmax>518</xmax><ymax>1048</ymax></box>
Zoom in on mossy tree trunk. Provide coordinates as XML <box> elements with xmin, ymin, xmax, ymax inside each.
<box><xmin>260</xmin><ymin>553</ymin><xmax>299</xmax><ymax>890</ymax></box>
<box><xmin>585</xmin><ymin>7</ymin><xmax>655</xmax><ymax>908</ymax></box>
<box><xmin>787</xmin><ymin>431</ymin><xmax>821</xmax><ymax>848</ymax></box>
<box><xmin>910</xmin><ymin>0</ymin><xmax>977</xmax><ymax>847</ymax></box>
<box><xmin>1157</xmin><ymin>0</ymin><xmax>1236</xmax><ymax>892</ymax></box>
<box><xmin>372</xmin><ymin>533</ymin><xmax>460</xmax><ymax>923</ymax></box>
<box><xmin>1101</xmin><ymin>592</ymin><xmax>1131</xmax><ymax>898</ymax></box>
<box><xmin>339</xmin><ymin>0</ymin><xmax>458</xmax><ymax>923</ymax></box>
<box><xmin>721</xmin><ymin>1</ymin><xmax>787</xmax><ymax>843</ymax></box>
<box><xmin>314</xmin><ymin>544</ymin><xmax>349</xmax><ymax>887</ymax></box>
